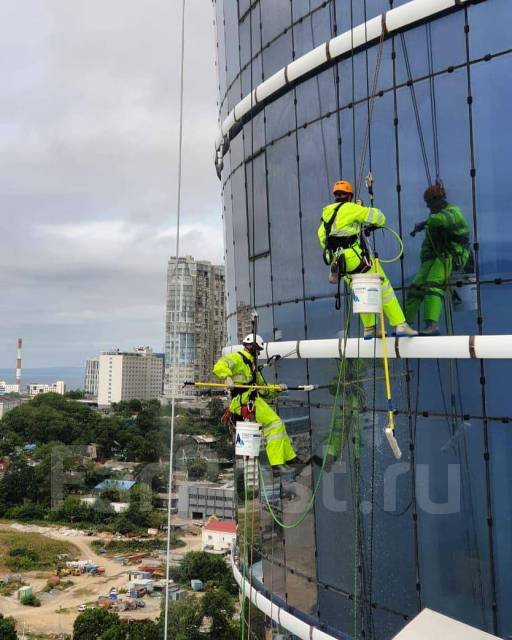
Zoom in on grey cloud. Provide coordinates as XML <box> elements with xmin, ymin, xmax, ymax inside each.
<box><xmin>0</xmin><ymin>1</ymin><xmax>223</xmax><ymax>368</ymax></box>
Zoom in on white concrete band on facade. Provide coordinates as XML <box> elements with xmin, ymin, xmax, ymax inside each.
<box><xmin>231</xmin><ymin>554</ymin><xmax>339</xmax><ymax>640</ymax></box>
<box><xmin>223</xmin><ymin>335</ymin><xmax>512</xmax><ymax>360</ymax></box>
<box><xmin>215</xmin><ymin>0</ymin><xmax>474</xmax><ymax>164</ymax></box>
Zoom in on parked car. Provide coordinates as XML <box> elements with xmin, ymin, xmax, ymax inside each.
<box><xmin>136</xmin><ymin>599</ymin><xmax>145</xmax><ymax>608</ymax></box>
<box><xmin>77</xmin><ymin>604</ymin><xmax>87</xmax><ymax>612</ymax></box>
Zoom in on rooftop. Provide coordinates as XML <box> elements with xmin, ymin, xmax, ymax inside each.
<box><xmin>204</xmin><ymin>520</ymin><xmax>237</xmax><ymax>534</ymax></box>
<box><xmin>192</xmin><ymin>434</ymin><xmax>220</xmax><ymax>444</ymax></box>
<box><xmin>95</xmin><ymin>479</ymin><xmax>136</xmax><ymax>492</ymax></box>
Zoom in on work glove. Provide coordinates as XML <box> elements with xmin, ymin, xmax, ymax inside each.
<box><xmin>364</xmin><ymin>224</ymin><xmax>379</xmax><ymax>236</ymax></box>
<box><xmin>410</xmin><ymin>221</ymin><xmax>427</xmax><ymax>237</ymax></box>
<box><xmin>225</xmin><ymin>377</ymin><xmax>235</xmax><ymax>389</ymax></box>
<box><xmin>278</xmin><ymin>384</ymin><xmax>288</xmax><ymax>392</ymax></box>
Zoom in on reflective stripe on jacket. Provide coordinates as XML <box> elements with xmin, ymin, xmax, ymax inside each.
<box><xmin>212</xmin><ymin>349</ymin><xmax>278</xmax><ymax>400</ymax></box>
<box><xmin>318</xmin><ymin>201</ymin><xmax>386</xmax><ymax>250</ymax></box>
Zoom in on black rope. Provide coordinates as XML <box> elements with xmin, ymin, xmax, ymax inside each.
<box><xmin>399</xmin><ymin>33</ymin><xmax>432</xmax><ymax>185</ymax></box>
<box><xmin>426</xmin><ymin>23</ymin><xmax>440</xmax><ymax>180</ymax></box>
<box><xmin>350</xmin><ymin>0</ymin><xmax>357</xmax><ymax>184</ymax></box>
<box><xmin>330</xmin><ymin>0</ymin><xmax>343</xmax><ymax>178</ymax></box>
<box><xmin>462</xmin><ymin>6</ymin><xmax>498</xmax><ymax>634</ymax></box>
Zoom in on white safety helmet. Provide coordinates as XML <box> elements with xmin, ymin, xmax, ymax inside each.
<box><xmin>242</xmin><ymin>334</ymin><xmax>265</xmax><ymax>350</ymax></box>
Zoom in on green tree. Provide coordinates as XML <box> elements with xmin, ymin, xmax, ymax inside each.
<box><xmin>207</xmin><ymin>397</ymin><xmax>225</xmax><ymax>426</ymax></box>
<box><xmin>201</xmin><ymin>587</ymin><xmax>237</xmax><ymax>639</ymax></box>
<box><xmin>65</xmin><ymin>389</ymin><xmax>85</xmax><ymax>399</ymax></box>
<box><xmin>160</xmin><ymin>594</ymin><xmax>203</xmax><ymax>640</ymax></box>
<box><xmin>0</xmin><ymin>613</ymin><xmax>17</xmax><ymax>640</ymax></box>
<box><xmin>102</xmin><ymin>620</ymin><xmax>160</xmax><ymax>640</ymax></box>
<box><xmin>0</xmin><ymin>455</ymin><xmax>35</xmax><ymax>515</ymax></box>
<box><xmin>126</xmin><ymin>483</ymin><xmax>154</xmax><ymax>527</ymax></box>
<box><xmin>73</xmin><ymin>608</ymin><xmax>120</xmax><ymax>640</ymax></box>
<box><xmin>187</xmin><ymin>458</ymin><xmax>207</xmax><ymax>480</ymax></box>
<box><xmin>174</xmin><ymin>552</ymin><xmax>237</xmax><ymax>593</ymax></box>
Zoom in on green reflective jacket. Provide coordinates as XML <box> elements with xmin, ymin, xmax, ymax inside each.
<box><xmin>318</xmin><ymin>201</ymin><xmax>386</xmax><ymax>249</ymax></box>
<box><xmin>421</xmin><ymin>204</ymin><xmax>470</xmax><ymax>261</ymax></box>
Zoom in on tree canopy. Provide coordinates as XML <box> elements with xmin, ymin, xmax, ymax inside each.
<box><xmin>0</xmin><ymin>613</ymin><xmax>17</xmax><ymax>640</ymax></box>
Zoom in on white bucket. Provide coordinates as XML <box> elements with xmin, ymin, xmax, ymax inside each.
<box><xmin>450</xmin><ymin>273</ymin><xmax>477</xmax><ymax>312</ymax></box>
<box><xmin>351</xmin><ymin>273</ymin><xmax>382</xmax><ymax>314</ymax></box>
<box><xmin>235</xmin><ymin>421</ymin><xmax>262</xmax><ymax>458</ymax></box>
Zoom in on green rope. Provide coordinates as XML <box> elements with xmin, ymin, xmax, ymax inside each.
<box><xmin>353</xmin><ymin>420</ymin><xmax>362</xmax><ymax>639</ymax></box>
<box><xmin>240</xmin><ymin>461</ymin><xmax>249</xmax><ymax>639</ymax></box>
<box><xmin>378</xmin><ymin>225</ymin><xmax>404</xmax><ymax>264</ymax></box>
<box><xmin>259</xmin><ymin>302</ymin><xmax>352</xmax><ymax>530</ymax></box>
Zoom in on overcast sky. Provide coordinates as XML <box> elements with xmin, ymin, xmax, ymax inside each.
<box><xmin>0</xmin><ymin>1</ymin><xmax>222</xmax><ymax>370</ymax></box>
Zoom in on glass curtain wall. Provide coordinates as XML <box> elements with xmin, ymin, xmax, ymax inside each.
<box><xmin>214</xmin><ymin>0</ymin><xmax>512</xmax><ymax>637</ymax></box>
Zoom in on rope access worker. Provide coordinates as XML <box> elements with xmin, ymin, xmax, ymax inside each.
<box><xmin>318</xmin><ymin>179</ymin><xmax>418</xmax><ymax>339</ymax></box>
<box><xmin>405</xmin><ymin>183</ymin><xmax>471</xmax><ymax>336</ymax></box>
<box><xmin>213</xmin><ymin>334</ymin><xmax>305</xmax><ymax>470</ymax></box>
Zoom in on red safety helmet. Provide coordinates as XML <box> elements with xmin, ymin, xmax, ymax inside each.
<box><xmin>423</xmin><ymin>182</ymin><xmax>446</xmax><ymax>203</ymax></box>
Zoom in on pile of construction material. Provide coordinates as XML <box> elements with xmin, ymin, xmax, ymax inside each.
<box><xmin>64</xmin><ymin>560</ymin><xmax>105</xmax><ymax>575</ymax></box>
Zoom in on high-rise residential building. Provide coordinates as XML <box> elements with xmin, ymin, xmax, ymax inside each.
<box><xmin>215</xmin><ymin>1</ymin><xmax>511</xmax><ymax>638</ymax></box>
<box><xmin>236</xmin><ymin>303</ymin><xmax>253</xmax><ymax>342</ymax></box>
<box><xmin>28</xmin><ymin>381</ymin><xmax>66</xmax><ymax>396</ymax></box>
<box><xmin>97</xmin><ymin>347</ymin><xmax>163</xmax><ymax>406</ymax></box>
<box><xmin>84</xmin><ymin>357</ymin><xmax>99</xmax><ymax>397</ymax></box>
<box><xmin>164</xmin><ymin>256</ymin><xmax>225</xmax><ymax>399</ymax></box>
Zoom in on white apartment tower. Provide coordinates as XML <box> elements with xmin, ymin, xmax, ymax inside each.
<box><xmin>164</xmin><ymin>256</ymin><xmax>225</xmax><ymax>399</ymax></box>
<box><xmin>97</xmin><ymin>347</ymin><xmax>164</xmax><ymax>406</ymax></box>
<box><xmin>84</xmin><ymin>357</ymin><xmax>99</xmax><ymax>397</ymax></box>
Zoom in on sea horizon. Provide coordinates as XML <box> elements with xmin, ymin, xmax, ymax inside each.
<box><xmin>0</xmin><ymin>366</ymin><xmax>85</xmax><ymax>390</ymax></box>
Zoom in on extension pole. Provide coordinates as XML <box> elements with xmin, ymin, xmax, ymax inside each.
<box><xmin>184</xmin><ymin>381</ymin><xmax>317</xmax><ymax>392</ymax></box>
<box><xmin>375</xmin><ymin>257</ymin><xmax>402</xmax><ymax>459</ymax></box>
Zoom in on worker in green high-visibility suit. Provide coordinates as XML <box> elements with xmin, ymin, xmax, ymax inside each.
<box><xmin>405</xmin><ymin>183</ymin><xmax>471</xmax><ymax>335</ymax></box>
<box><xmin>213</xmin><ymin>334</ymin><xmax>298</xmax><ymax>469</ymax></box>
<box><xmin>318</xmin><ymin>179</ymin><xmax>417</xmax><ymax>339</ymax></box>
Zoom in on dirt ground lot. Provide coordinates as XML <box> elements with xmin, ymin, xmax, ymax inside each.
<box><xmin>0</xmin><ymin>523</ymin><xmax>202</xmax><ymax>636</ymax></box>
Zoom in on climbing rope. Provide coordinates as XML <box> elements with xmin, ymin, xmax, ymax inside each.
<box><xmin>240</xmin><ymin>461</ymin><xmax>250</xmax><ymax>639</ymax></box>
<box><xmin>426</xmin><ymin>23</ymin><xmax>440</xmax><ymax>181</ymax></box>
<box><xmin>259</xmin><ymin>305</ymin><xmax>353</xmax><ymax>530</ymax></box>
<box><xmin>163</xmin><ymin>1</ymin><xmax>186</xmax><ymax>638</ymax></box>
<box><xmin>374</xmin><ymin>225</ymin><xmax>404</xmax><ymax>264</ymax></box>
<box><xmin>399</xmin><ymin>33</ymin><xmax>432</xmax><ymax>186</ymax></box>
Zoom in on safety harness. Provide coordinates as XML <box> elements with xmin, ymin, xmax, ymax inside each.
<box><xmin>322</xmin><ymin>202</ymin><xmax>373</xmax><ymax>310</ymax></box>
<box><xmin>222</xmin><ymin>351</ymin><xmax>259</xmax><ymax>425</ymax></box>
<box><xmin>322</xmin><ymin>203</ymin><xmax>373</xmax><ymax>275</ymax></box>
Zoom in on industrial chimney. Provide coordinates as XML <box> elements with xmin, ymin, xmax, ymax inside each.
<box><xmin>16</xmin><ymin>338</ymin><xmax>22</xmax><ymax>388</ymax></box>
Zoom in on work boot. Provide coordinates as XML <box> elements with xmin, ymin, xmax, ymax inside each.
<box><xmin>364</xmin><ymin>326</ymin><xmax>377</xmax><ymax>340</ymax></box>
<box><xmin>394</xmin><ymin>322</ymin><xmax>418</xmax><ymax>337</ymax></box>
<box><xmin>420</xmin><ymin>321</ymin><xmax>441</xmax><ymax>336</ymax></box>
<box><xmin>363</xmin><ymin>326</ymin><xmax>383</xmax><ymax>340</ymax></box>
<box><xmin>329</xmin><ymin>261</ymin><xmax>339</xmax><ymax>284</ymax></box>
<box><xmin>276</xmin><ymin>454</ymin><xmax>322</xmax><ymax>477</ymax></box>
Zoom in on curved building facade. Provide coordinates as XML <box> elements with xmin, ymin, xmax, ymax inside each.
<box><xmin>213</xmin><ymin>0</ymin><xmax>512</xmax><ymax>637</ymax></box>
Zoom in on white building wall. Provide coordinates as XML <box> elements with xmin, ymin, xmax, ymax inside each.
<box><xmin>97</xmin><ymin>349</ymin><xmax>163</xmax><ymax>406</ymax></box>
<box><xmin>0</xmin><ymin>382</ymin><xmax>20</xmax><ymax>394</ymax></box>
<box><xmin>202</xmin><ymin>529</ymin><xmax>236</xmax><ymax>552</ymax></box>
<box><xmin>98</xmin><ymin>354</ymin><xmax>124</xmax><ymax>405</ymax></box>
<box><xmin>27</xmin><ymin>381</ymin><xmax>66</xmax><ymax>396</ymax></box>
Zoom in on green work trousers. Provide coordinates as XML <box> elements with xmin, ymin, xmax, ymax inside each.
<box><xmin>405</xmin><ymin>256</ymin><xmax>451</xmax><ymax>324</ymax></box>
<box><xmin>230</xmin><ymin>394</ymin><xmax>296</xmax><ymax>467</ymax></box>
<box><xmin>343</xmin><ymin>250</ymin><xmax>406</xmax><ymax>329</ymax></box>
